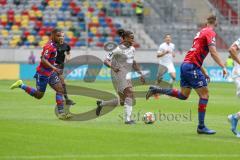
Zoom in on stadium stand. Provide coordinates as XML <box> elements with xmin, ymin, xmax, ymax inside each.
<box><xmin>207</xmin><ymin>0</ymin><xmax>240</xmax><ymax>47</ymax></box>
<box><xmin>0</xmin><ymin>0</ymin><xmax>145</xmax><ymax>49</ymax></box>
<box><xmin>0</xmin><ymin>0</ymin><xmax>239</xmax><ymax>51</ymax></box>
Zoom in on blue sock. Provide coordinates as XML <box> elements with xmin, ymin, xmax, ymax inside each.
<box><xmin>198</xmin><ymin>98</ymin><xmax>208</xmax><ymax>128</ymax></box>
<box><xmin>198</xmin><ymin>112</ymin><xmax>206</xmax><ymax>128</ymax></box>
<box><xmin>155</xmin><ymin>88</ymin><xmax>187</xmax><ymax>100</ymax></box>
<box><xmin>20</xmin><ymin>84</ymin><xmax>37</xmax><ymax>96</ymax></box>
<box><xmin>56</xmin><ymin>93</ymin><xmax>64</xmax><ymax>111</ymax></box>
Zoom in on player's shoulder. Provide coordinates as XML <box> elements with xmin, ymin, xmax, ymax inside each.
<box><xmin>170</xmin><ymin>43</ymin><xmax>175</xmax><ymax>47</ymax></box>
<box><xmin>43</xmin><ymin>41</ymin><xmax>57</xmax><ymax>52</ymax></box>
<box><xmin>160</xmin><ymin>42</ymin><xmax>166</xmax><ymax>47</ymax></box>
<box><xmin>130</xmin><ymin>46</ymin><xmax>135</xmax><ymax>51</ymax></box>
<box><xmin>202</xmin><ymin>26</ymin><xmax>215</xmax><ymax>35</ymax></box>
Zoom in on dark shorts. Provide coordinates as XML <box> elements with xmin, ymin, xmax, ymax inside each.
<box><xmin>180</xmin><ymin>63</ymin><xmax>207</xmax><ymax>89</ymax></box>
<box><xmin>34</xmin><ymin>72</ymin><xmax>60</xmax><ymax>92</ymax></box>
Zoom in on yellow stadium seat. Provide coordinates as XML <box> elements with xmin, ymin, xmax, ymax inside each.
<box><xmin>92</xmin><ymin>16</ymin><xmax>98</xmax><ymax>23</ymax></box>
<box><xmin>83</xmin><ymin>1</ymin><xmax>89</xmax><ymax>8</ymax></box>
<box><xmin>57</xmin><ymin>21</ymin><xmax>64</xmax><ymax>29</ymax></box>
<box><xmin>13</xmin><ymin>35</ymin><xmax>21</xmax><ymax>41</ymax></box>
<box><xmin>66</xmin><ymin>31</ymin><xmax>73</xmax><ymax>38</ymax></box>
<box><xmin>65</xmin><ymin>21</ymin><xmax>73</xmax><ymax>28</ymax></box>
<box><xmin>86</xmin><ymin>12</ymin><xmax>92</xmax><ymax>18</ymax></box>
<box><xmin>14</xmin><ymin>15</ymin><xmax>21</xmax><ymax>22</ymax></box>
<box><xmin>11</xmin><ymin>25</ymin><xmax>19</xmax><ymax>31</ymax></box>
<box><xmin>56</xmin><ymin>0</ymin><xmax>62</xmax><ymax>8</ymax></box>
<box><xmin>48</xmin><ymin>0</ymin><xmax>55</xmax><ymax>8</ymax></box>
<box><xmin>90</xmin><ymin>27</ymin><xmax>97</xmax><ymax>34</ymax></box>
<box><xmin>96</xmin><ymin>1</ymin><xmax>103</xmax><ymax>9</ymax></box>
<box><xmin>42</xmin><ymin>35</ymin><xmax>49</xmax><ymax>41</ymax></box>
<box><xmin>21</xmin><ymin>20</ymin><xmax>29</xmax><ymax>28</ymax></box>
<box><xmin>10</xmin><ymin>40</ymin><xmax>17</xmax><ymax>47</ymax></box>
<box><xmin>27</xmin><ymin>35</ymin><xmax>35</xmax><ymax>43</ymax></box>
<box><xmin>36</xmin><ymin>10</ymin><xmax>43</xmax><ymax>18</ymax></box>
<box><xmin>21</xmin><ymin>15</ymin><xmax>29</xmax><ymax>21</ymax></box>
<box><xmin>29</xmin><ymin>10</ymin><xmax>35</xmax><ymax>17</ymax></box>
<box><xmin>1</xmin><ymin>30</ymin><xmax>9</xmax><ymax>38</ymax></box>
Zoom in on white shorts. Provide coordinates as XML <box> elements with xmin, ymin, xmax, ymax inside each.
<box><xmin>160</xmin><ymin>62</ymin><xmax>176</xmax><ymax>73</ymax></box>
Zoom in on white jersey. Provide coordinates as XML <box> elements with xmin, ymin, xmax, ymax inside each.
<box><xmin>106</xmin><ymin>44</ymin><xmax>135</xmax><ymax>69</ymax></box>
<box><xmin>106</xmin><ymin>44</ymin><xmax>135</xmax><ymax>93</ymax></box>
<box><xmin>157</xmin><ymin>42</ymin><xmax>175</xmax><ymax>64</ymax></box>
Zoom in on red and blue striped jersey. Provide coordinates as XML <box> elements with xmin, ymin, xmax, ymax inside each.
<box><xmin>36</xmin><ymin>41</ymin><xmax>57</xmax><ymax>76</ymax></box>
<box><xmin>184</xmin><ymin>26</ymin><xmax>216</xmax><ymax>67</ymax></box>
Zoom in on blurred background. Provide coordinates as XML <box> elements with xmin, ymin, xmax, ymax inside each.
<box><xmin>0</xmin><ymin>0</ymin><xmax>239</xmax><ymax>81</ymax></box>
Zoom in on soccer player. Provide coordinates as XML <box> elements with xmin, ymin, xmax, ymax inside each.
<box><xmin>227</xmin><ymin>37</ymin><xmax>240</xmax><ymax>138</ymax></box>
<box><xmin>146</xmin><ymin>15</ymin><xmax>227</xmax><ymax>134</ymax></box>
<box><xmin>156</xmin><ymin>34</ymin><xmax>176</xmax><ymax>84</ymax></box>
<box><xmin>96</xmin><ymin>29</ymin><xmax>145</xmax><ymax>124</ymax></box>
<box><xmin>55</xmin><ymin>32</ymin><xmax>75</xmax><ymax>105</ymax></box>
<box><xmin>10</xmin><ymin>29</ymin><xmax>70</xmax><ymax>119</ymax></box>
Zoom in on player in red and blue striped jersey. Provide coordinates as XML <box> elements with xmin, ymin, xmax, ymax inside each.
<box><xmin>146</xmin><ymin>15</ymin><xmax>227</xmax><ymax>134</ymax></box>
<box><xmin>10</xmin><ymin>29</ymin><xmax>70</xmax><ymax>119</ymax></box>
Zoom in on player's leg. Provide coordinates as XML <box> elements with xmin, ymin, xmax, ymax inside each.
<box><xmin>228</xmin><ymin>112</ymin><xmax>240</xmax><ymax>135</ymax></box>
<box><xmin>123</xmin><ymin>87</ymin><xmax>135</xmax><ymax>124</ymax></box>
<box><xmin>96</xmin><ymin>97</ymin><xmax>120</xmax><ymax>116</ymax></box>
<box><xmin>156</xmin><ymin>64</ymin><xmax>168</xmax><ymax>85</ymax></box>
<box><xmin>168</xmin><ymin>63</ymin><xmax>176</xmax><ymax>84</ymax></box>
<box><xmin>146</xmin><ymin>86</ymin><xmax>190</xmax><ymax>100</ymax></box>
<box><xmin>234</xmin><ymin>77</ymin><xmax>240</xmax><ymax>97</ymax></box>
<box><xmin>195</xmin><ymin>87</ymin><xmax>215</xmax><ymax>134</ymax></box>
<box><xmin>49</xmin><ymin>72</ymin><xmax>71</xmax><ymax>119</ymax></box>
<box><xmin>169</xmin><ymin>72</ymin><xmax>176</xmax><ymax>84</ymax></box>
<box><xmin>59</xmin><ymin>73</ymin><xmax>75</xmax><ymax>105</ymax></box>
<box><xmin>10</xmin><ymin>73</ymin><xmax>46</xmax><ymax>99</ymax></box>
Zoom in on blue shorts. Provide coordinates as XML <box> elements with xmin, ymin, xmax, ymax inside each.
<box><xmin>34</xmin><ymin>72</ymin><xmax>60</xmax><ymax>92</ymax></box>
<box><xmin>180</xmin><ymin>63</ymin><xmax>207</xmax><ymax>89</ymax></box>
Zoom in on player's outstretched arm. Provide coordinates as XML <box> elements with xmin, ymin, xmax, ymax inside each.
<box><xmin>229</xmin><ymin>44</ymin><xmax>240</xmax><ymax>65</ymax></box>
<box><xmin>209</xmin><ymin>45</ymin><xmax>227</xmax><ymax>76</ymax></box>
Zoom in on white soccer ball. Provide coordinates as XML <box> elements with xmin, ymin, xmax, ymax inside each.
<box><xmin>143</xmin><ymin>112</ymin><xmax>156</xmax><ymax>124</ymax></box>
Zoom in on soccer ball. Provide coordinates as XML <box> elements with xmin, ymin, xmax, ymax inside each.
<box><xmin>143</xmin><ymin>112</ymin><xmax>156</xmax><ymax>124</ymax></box>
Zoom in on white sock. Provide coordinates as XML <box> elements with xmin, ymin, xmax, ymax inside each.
<box><xmin>124</xmin><ymin>97</ymin><xmax>133</xmax><ymax>122</ymax></box>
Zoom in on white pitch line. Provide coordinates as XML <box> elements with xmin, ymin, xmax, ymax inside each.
<box><xmin>1</xmin><ymin>154</ymin><xmax>240</xmax><ymax>159</ymax></box>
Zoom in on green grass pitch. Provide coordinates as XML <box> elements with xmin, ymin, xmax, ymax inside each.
<box><xmin>0</xmin><ymin>80</ymin><xmax>240</xmax><ymax>160</ymax></box>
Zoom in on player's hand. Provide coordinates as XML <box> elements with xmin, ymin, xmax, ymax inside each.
<box><xmin>165</xmin><ymin>50</ymin><xmax>170</xmax><ymax>54</ymax></box>
<box><xmin>205</xmin><ymin>75</ymin><xmax>210</xmax><ymax>83</ymax></box>
<box><xmin>54</xmin><ymin>67</ymin><xmax>63</xmax><ymax>75</ymax></box>
<box><xmin>222</xmin><ymin>67</ymin><xmax>228</xmax><ymax>78</ymax></box>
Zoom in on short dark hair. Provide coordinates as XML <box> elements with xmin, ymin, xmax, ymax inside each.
<box><xmin>51</xmin><ymin>28</ymin><xmax>61</xmax><ymax>36</ymax></box>
<box><xmin>117</xmin><ymin>29</ymin><xmax>133</xmax><ymax>39</ymax></box>
<box><xmin>207</xmin><ymin>15</ymin><xmax>217</xmax><ymax>24</ymax></box>
<box><xmin>164</xmin><ymin>34</ymin><xmax>171</xmax><ymax>38</ymax></box>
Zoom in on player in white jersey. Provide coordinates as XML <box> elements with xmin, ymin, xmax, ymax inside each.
<box><xmin>228</xmin><ymin>37</ymin><xmax>240</xmax><ymax>138</ymax></box>
<box><xmin>96</xmin><ymin>29</ymin><xmax>145</xmax><ymax>124</ymax></box>
<box><xmin>156</xmin><ymin>34</ymin><xmax>176</xmax><ymax>84</ymax></box>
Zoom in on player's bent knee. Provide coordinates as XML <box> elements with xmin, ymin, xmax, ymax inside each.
<box><xmin>35</xmin><ymin>92</ymin><xmax>44</xmax><ymax>99</ymax></box>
